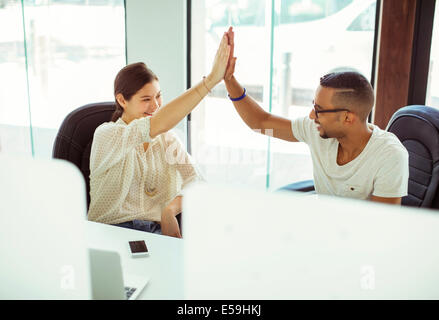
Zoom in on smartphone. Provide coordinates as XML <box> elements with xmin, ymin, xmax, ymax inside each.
<box><xmin>128</xmin><ymin>240</ymin><xmax>149</xmax><ymax>257</ymax></box>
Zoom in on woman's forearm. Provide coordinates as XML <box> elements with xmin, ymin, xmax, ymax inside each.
<box><xmin>163</xmin><ymin>195</ymin><xmax>183</xmax><ymax>217</ymax></box>
<box><xmin>149</xmin><ymin>77</ymin><xmax>214</xmax><ymax>138</ymax></box>
<box><xmin>149</xmin><ymin>33</ymin><xmax>229</xmax><ymax>138</ymax></box>
<box><xmin>161</xmin><ymin>197</ymin><xmax>182</xmax><ymax>238</ymax></box>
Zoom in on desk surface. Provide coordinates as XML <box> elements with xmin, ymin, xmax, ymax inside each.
<box><xmin>86</xmin><ymin>221</ymin><xmax>183</xmax><ymax>300</ymax></box>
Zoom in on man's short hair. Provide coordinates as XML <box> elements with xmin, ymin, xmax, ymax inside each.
<box><xmin>319</xmin><ymin>72</ymin><xmax>374</xmax><ymax>121</ymax></box>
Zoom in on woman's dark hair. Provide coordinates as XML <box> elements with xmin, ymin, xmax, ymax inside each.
<box><xmin>112</xmin><ymin>62</ymin><xmax>159</xmax><ymax>122</ymax></box>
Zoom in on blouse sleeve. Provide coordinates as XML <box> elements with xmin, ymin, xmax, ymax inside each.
<box><xmin>163</xmin><ymin>131</ymin><xmax>204</xmax><ymax>190</ymax></box>
<box><xmin>90</xmin><ymin>117</ymin><xmax>152</xmax><ymax>177</ymax></box>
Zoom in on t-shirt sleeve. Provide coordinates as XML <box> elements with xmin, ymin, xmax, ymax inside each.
<box><xmin>372</xmin><ymin>145</ymin><xmax>409</xmax><ymax>198</ymax></box>
<box><xmin>290</xmin><ymin>116</ymin><xmax>316</xmax><ymax>144</ymax></box>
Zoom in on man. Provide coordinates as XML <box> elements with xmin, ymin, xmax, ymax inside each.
<box><xmin>223</xmin><ymin>27</ymin><xmax>408</xmax><ymax>204</ymax></box>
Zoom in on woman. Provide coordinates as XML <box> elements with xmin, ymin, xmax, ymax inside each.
<box><xmin>88</xmin><ymin>34</ymin><xmax>230</xmax><ymax>238</ymax></box>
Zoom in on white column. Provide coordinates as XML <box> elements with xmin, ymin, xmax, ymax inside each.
<box><xmin>125</xmin><ymin>0</ymin><xmax>187</xmax><ymax>145</ymax></box>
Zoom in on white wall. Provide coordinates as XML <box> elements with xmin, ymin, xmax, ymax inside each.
<box><xmin>125</xmin><ymin>0</ymin><xmax>187</xmax><ymax>144</ymax></box>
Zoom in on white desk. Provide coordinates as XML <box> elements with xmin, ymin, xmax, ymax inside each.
<box><xmin>85</xmin><ymin>221</ymin><xmax>183</xmax><ymax>299</ymax></box>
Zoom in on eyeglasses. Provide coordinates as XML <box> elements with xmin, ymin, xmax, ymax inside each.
<box><xmin>312</xmin><ymin>100</ymin><xmax>350</xmax><ymax>119</ymax></box>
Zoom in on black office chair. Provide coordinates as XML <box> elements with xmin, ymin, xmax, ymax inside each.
<box><xmin>277</xmin><ymin>179</ymin><xmax>315</xmax><ymax>193</ymax></box>
<box><xmin>52</xmin><ymin>101</ymin><xmax>184</xmax><ymax>228</ymax></box>
<box><xmin>386</xmin><ymin>105</ymin><xmax>439</xmax><ymax>208</ymax></box>
<box><xmin>278</xmin><ymin>105</ymin><xmax>439</xmax><ymax>210</ymax></box>
<box><xmin>52</xmin><ymin>102</ymin><xmax>116</xmax><ymax>209</ymax></box>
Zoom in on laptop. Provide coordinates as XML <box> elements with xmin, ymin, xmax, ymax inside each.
<box><xmin>89</xmin><ymin>248</ymin><xmax>149</xmax><ymax>300</ymax></box>
<box><xmin>182</xmin><ymin>183</ymin><xmax>439</xmax><ymax>299</ymax></box>
<box><xmin>0</xmin><ymin>156</ymin><xmax>91</xmax><ymax>299</ymax></box>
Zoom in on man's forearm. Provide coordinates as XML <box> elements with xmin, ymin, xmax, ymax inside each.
<box><xmin>225</xmin><ymin>76</ymin><xmax>270</xmax><ymax>130</ymax></box>
<box><xmin>370</xmin><ymin>195</ymin><xmax>402</xmax><ymax>205</ymax></box>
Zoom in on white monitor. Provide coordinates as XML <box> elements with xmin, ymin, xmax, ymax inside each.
<box><xmin>0</xmin><ymin>156</ymin><xmax>91</xmax><ymax>299</ymax></box>
<box><xmin>183</xmin><ymin>183</ymin><xmax>439</xmax><ymax>299</ymax></box>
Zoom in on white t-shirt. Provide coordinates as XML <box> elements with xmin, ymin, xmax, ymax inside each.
<box><xmin>291</xmin><ymin>116</ymin><xmax>409</xmax><ymax>199</ymax></box>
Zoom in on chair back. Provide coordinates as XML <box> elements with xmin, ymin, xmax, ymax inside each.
<box><xmin>53</xmin><ymin>102</ymin><xmax>115</xmax><ymax>209</ymax></box>
<box><xmin>386</xmin><ymin>105</ymin><xmax>439</xmax><ymax>208</ymax></box>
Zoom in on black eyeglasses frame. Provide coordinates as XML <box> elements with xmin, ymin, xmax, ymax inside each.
<box><xmin>312</xmin><ymin>101</ymin><xmax>350</xmax><ymax>119</ymax></box>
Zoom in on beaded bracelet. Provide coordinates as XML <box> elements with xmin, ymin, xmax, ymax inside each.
<box><xmin>228</xmin><ymin>88</ymin><xmax>247</xmax><ymax>101</ymax></box>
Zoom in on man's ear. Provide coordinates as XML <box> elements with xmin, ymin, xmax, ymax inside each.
<box><xmin>344</xmin><ymin>111</ymin><xmax>356</xmax><ymax>125</ymax></box>
<box><xmin>116</xmin><ymin>93</ymin><xmax>127</xmax><ymax>110</ymax></box>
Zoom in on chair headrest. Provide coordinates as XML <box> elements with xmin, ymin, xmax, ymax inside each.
<box><xmin>387</xmin><ymin>105</ymin><xmax>439</xmax><ymax>163</ymax></box>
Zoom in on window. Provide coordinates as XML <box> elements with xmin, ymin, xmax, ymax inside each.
<box><xmin>191</xmin><ymin>0</ymin><xmax>269</xmax><ymax>188</ymax></box>
<box><xmin>426</xmin><ymin>0</ymin><xmax>439</xmax><ymax>108</ymax></box>
<box><xmin>0</xmin><ymin>0</ymin><xmax>126</xmax><ymax>157</ymax></box>
<box><xmin>269</xmin><ymin>0</ymin><xmax>377</xmax><ymax>189</ymax></box>
<box><xmin>280</xmin><ymin>0</ymin><xmax>353</xmax><ymax>24</ymax></box>
<box><xmin>347</xmin><ymin>2</ymin><xmax>376</xmax><ymax>32</ymax></box>
<box><xmin>0</xmin><ymin>0</ymin><xmax>32</xmax><ymax>155</ymax></box>
<box><xmin>191</xmin><ymin>0</ymin><xmax>378</xmax><ymax>190</ymax></box>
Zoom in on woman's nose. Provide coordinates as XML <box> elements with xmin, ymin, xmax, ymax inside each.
<box><xmin>152</xmin><ymin>99</ymin><xmax>159</xmax><ymax>110</ymax></box>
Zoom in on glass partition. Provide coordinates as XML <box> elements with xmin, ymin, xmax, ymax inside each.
<box><xmin>191</xmin><ymin>0</ymin><xmax>377</xmax><ymax>189</ymax></box>
<box><xmin>191</xmin><ymin>0</ymin><xmax>270</xmax><ymax>188</ymax></box>
<box><xmin>269</xmin><ymin>0</ymin><xmax>377</xmax><ymax>189</ymax></box>
<box><xmin>0</xmin><ymin>0</ymin><xmax>32</xmax><ymax>155</ymax></box>
<box><xmin>23</xmin><ymin>0</ymin><xmax>126</xmax><ymax>157</ymax></box>
<box><xmin>0</xmin><ymin>0</ymin><xmax>126</xmax><ymax>157</ymax></box>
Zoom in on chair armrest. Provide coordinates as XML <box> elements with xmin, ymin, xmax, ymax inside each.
<box><xmin>277</xmin><ymin>180</ymin><xmax>315</xmax><ymax>192</ymax></box>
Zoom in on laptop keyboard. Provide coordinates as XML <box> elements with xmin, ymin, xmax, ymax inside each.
<box><xmin>125</xmin><ymin>286</ymin><xmax>137</xmax><ymax>299</ymax></box>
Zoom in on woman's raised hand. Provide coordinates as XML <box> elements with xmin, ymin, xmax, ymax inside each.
<box><xmin>148</xmin><ymin>29</ymin><xmax>231</xmax><ymax>138</ymax></box>
<box><xmin>207</xmin><ymin>32</ymin><xmax>231</xmax><ymax>86</ymax></box>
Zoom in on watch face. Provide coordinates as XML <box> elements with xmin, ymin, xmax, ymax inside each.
<box><xmin>129</xmin><ymin>240</ymin><xmax>148</xmax><ymax>253</ymax></box>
